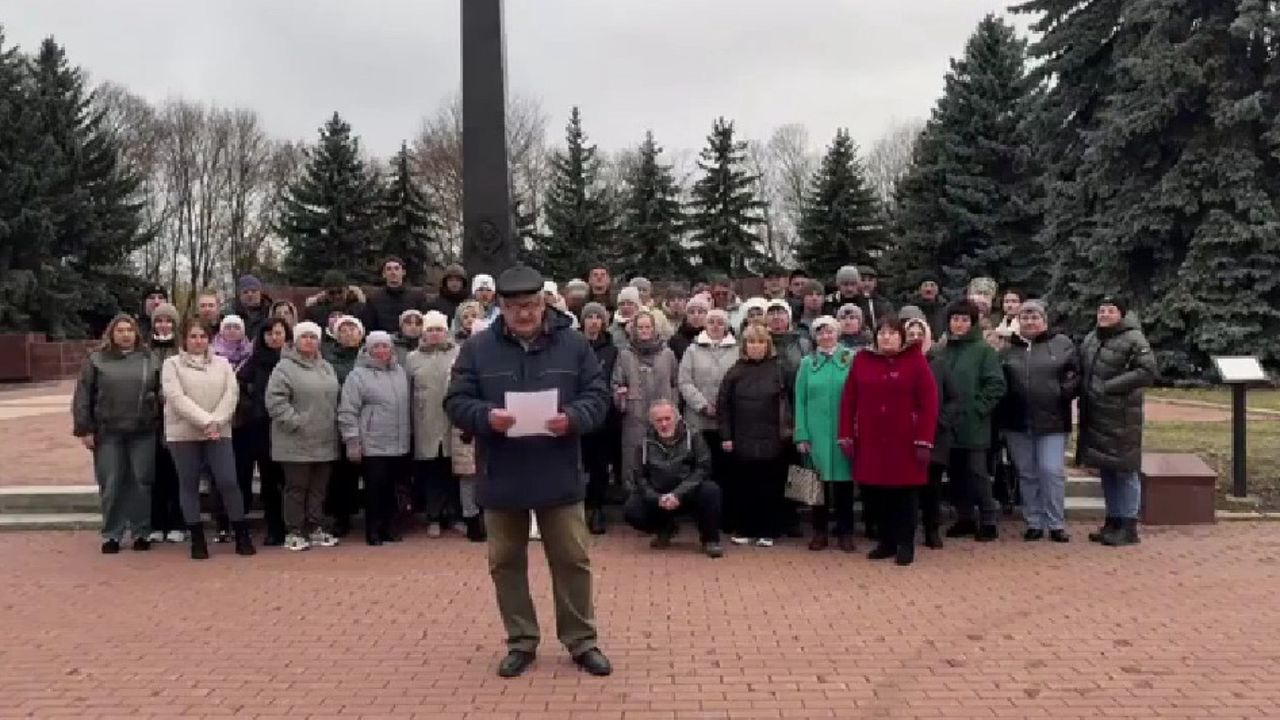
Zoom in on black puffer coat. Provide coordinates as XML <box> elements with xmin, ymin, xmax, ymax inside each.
<box><xmin>1076</xmin><ymin>317</ymin><xmax>1158</xmax><ymax>471</ymax></box>
<box><xmin>717</xmin><ymin>356</ymin><xmax>789</xmax><ymax>461</ymax></box>
<box><xmin>999</xmin><ymin>332</ymin><xmax>1081</xmax><ymax>435</ymax></box>
<box><xmin>360</xmin><ymin>284</ymin><xmax>430</xmax><ymax>334</ymax></box>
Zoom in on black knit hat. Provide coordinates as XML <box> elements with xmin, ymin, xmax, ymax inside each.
<box><xmin>143</xmin><ymin>285</ymin><xmax>168</xmax><ymax>300</ymax></box>
<box><xmin>946</xmin><ymin>299</ymin><xmax>980</xmax><ymax>326</ymax></box>
<box><xmin>1099</xmin><ymin>296</ymin><xmax>1129</xmax><ymax>317</ymax></box>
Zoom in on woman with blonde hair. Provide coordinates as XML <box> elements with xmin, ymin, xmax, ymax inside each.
<box><xmin>613</xmin><ymin>311</ymin><xmax>679</xmax><ymax>491</ymax></box>
<box><xmin>72</xmin><ymin>314</ymin><xmax>161</xmax><ymax>554</ymax></box>
<box><xmin>717</xmin><ymin>324</ymin><xmax>790</xmax><ymax>547</ymax></box>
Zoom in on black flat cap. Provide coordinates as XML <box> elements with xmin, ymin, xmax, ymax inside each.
<box><xmin>496</xmin><ymin>265</ymin><xmax>544</xmax><ymax>297</ymax></box>
<box><xmin>858</xmin><ymin>265</ymin><xmax>878</xmax><ymax>278</ymax></box>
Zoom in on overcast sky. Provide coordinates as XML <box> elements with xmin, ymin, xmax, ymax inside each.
<box><xmin>0</xmin><ymin>0</ymin><xmax>1028</xmax><ymax>157</ymax></box>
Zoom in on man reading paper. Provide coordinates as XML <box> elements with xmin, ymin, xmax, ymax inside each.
<box><xmin>445</xmin><ymin>264</ymin><xmax>613</xmax><ymax>679</ymax></box>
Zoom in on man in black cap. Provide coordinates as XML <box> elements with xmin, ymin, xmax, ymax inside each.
<box><xmin>304</xmin><ymin>270</ymin><xmax>367</xmax><ymax>328</ymax></box>
<box><xmin>445</xmin><ymin>264</ymin><xmax>613</xmax><ymax>679</ymax></box>
<box><xmin>137</xmin><ymin>285</ymin><xmax>169</xmax><ymax>338</ymax></box>
<box><xmin>360</xmin><ymin>256</ymin><xmax>430</xmax><ymax>333</ymax></box>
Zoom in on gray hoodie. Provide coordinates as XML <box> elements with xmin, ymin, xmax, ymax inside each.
<box><xmin>338</xmin><ymin>348</ymin><xmax>412</xmax><ymax>457</ymax></box>
<box><xmin>264</xmin><ymin>347</ymin><xmax>341</xmax><ymax>463</ymax></box>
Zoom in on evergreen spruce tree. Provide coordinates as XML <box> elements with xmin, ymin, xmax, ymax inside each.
<box><xmin>0</xmin><ymin>37</ymin><xmax>146</xmax><ymax>337</ymax></box>
<box><xmin>795</xmin><ymin>129</ymin><xmax>886</xmax><ymax>281</ymax></box>
<box><xmin>881</xmin><ymin>15</ymin><xmax>1041</xmax><ymax>301</ymax></box>
<box><xmin>686</xmin><ymin>117</ymin><xmax>767</xmax><ymax>277</ymax></box>
<box><xmin>616</xmin><ymin>131</ymin><xmax>688</xmax><ymax>279</ymax></box>
<box><xmin>277</xmin><ymin>112</ymin><xmax>384</xmax><ymax>286</ymax></box>
<box><xmin>378</xmin><ymin>141</ymin><xmax>438</xmax><ymax>285</ymax></box>
<box><xmin>536</xmin><ymin>107</ymin><xmax>615</xmax><ymax>280</ymax></box>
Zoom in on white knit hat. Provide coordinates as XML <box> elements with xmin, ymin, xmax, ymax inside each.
<box><xmin>742</xmin><ymin>297</ymin><xmax>769</xmax><ymax>316</ymax></box>
<box><xmin>334</xmin><ymin>315</ymin><xmax>365</xmax><ymax>335</ymax></box>
<box><xmin>423</xmin><ymin>310</ymin><xmax>449</xmax><ymax>330</ymax></box>
<box><xmin>293</xmin><ymin>321</ymin><xmax>323</xmax><ymax>339</ymax></box>
<box><xmin>617</xmin><ymin>286</ymin><xmax>642</xmax><ymax>306</ymax></box>
<box><xmin>365</xmin><ymin>330</ymin><xmax>394</xmax><ymax>348</ymax></box>
<box><xmin>220</xmin><ymin>315</ymin><xmax>245</xmax><ymax>331</ymax></box>
<box><xmin>811</xmin><ymin>315</ymin><xmax>839</xmax><ymax>334</ymax></box>
<box><xmin>766</xmin><ymin>298</ymin><xmax>793</xmax><ymax>319</ymax></box>
<box><xmin>472</xmin><ymin>274</ymin><xmax>496</xmax><ymax>294</ymax></box>
<box><xmin>399</xmin><ymin>308</ymin><xmax>424</xmax><ymax>325</ymax></box>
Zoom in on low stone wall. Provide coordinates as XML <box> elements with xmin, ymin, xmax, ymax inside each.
<box><xmin>0</xmin><ymin>334</ymin><xmax>98</xmax><ymax>383</ymax></box>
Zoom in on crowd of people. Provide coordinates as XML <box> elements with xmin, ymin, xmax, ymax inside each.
<box><xmin>72</xmin><ymin>257</ymin><xmax>1158</xmax><ymax>566</ymax></box>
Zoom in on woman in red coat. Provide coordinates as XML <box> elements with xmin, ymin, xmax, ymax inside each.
<box><xmin>838</xmin><ymin>316</ymin><xmax>940</xmax><ymax>566</ymax></box>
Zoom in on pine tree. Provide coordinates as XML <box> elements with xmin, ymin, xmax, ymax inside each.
<box><xmin>0</xmin><ymin>37</ymin><xmax>146</xmax><ymax>338</ymax></box>
<box><xmin>535</xmin><ymin>107</ymin><xmax>615</xmax><ymax>280</ymax></box>
<box><xmin>795</xmin><ymin>129</ymin><xmax>886</xmax><ymax>281</ymax></box>
<box><xmin>686</xmin><ymin>117</ymin><xmax>767</xmax><ymax>277</ymax></box>
<box><xmin>277</xmin><ymin>112</ymin><xmax>384</xmax><ymax>286</ymax></box>
<box><xmin>378</xmin><ymin>141</ymin><xmax>438</xmax><ymax>285</ymax></box>
<box><xmin>616</xmin><ymin>131</ymin><xmax>688</xmax><ymax>279</ymax></box>
<box><xmin>881</xmin><ymin>15</ymin><xmax>1041</xmax><ymax>301</ymax></box>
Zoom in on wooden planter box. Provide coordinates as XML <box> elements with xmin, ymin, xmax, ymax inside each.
<box><xmin>1141</xmin><ymin>453</ymin><xmax>1217</xmax><ymax>525</ymax></box>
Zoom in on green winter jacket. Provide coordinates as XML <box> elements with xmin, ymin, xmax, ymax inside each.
<box><xmin>1077</xmin><ymin>316</ymin><xmax>1158</xmax><ymax>472</ymax></box>
<box><xmin>793</xmin><ymin>348</ymin><xmax>854</xmax><ymax>482</ymax></box>
<box><xmin>324</xmin><ymin>343</ymin><xmax>361</xmax><ymax>385</ymax></box>
<box><xmin>72</xmin><ymin>347</ymin><xmax>161</xmax><ymax>437</ymax></box>
<box><xmin>937</xmin><ymin>325</ymin><xmax>1007</xmax><ymax>449</ymax></box>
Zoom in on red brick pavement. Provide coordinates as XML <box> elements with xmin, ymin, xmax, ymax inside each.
<box><xmin>1</xmin><ymin>523</ymin><xmax>1279</xmax><ymax>719</ymax></box>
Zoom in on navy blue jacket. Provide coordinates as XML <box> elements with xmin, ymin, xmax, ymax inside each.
<box><xmin>445</xmin><ymin>309</ymin><xmax>609</xmax><ymax>510</ymax></box>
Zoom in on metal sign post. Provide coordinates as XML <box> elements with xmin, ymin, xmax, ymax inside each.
<box><xmin>1211</xmin><ymin>356</ymin><xmax>1267</xmax><ymax>498</ymax></box>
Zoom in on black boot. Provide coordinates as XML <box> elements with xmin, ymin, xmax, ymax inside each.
<box><xmin>331</xmin><ymin>516</ymin><xmax>350</xmax><ymax>539</ymax></box>
<box><xmin>946</xmin><ymin>520</ymin><xmax>977</xmax><ymax>538</ymax></box>
<box><xmin>895</xmin><ymin>543</ymin><xmax>915</xmax><ymax>566</ymax></box>
<box><xmin>1102</xmin><ymin>518</ymin><xmax>1141</xmax><ymax>547</ymax></box>
<box><xmin>465</xmin><ymin>515</ymin><xmax>487</xmax><ymax>543</ymax></box>
<box><xmin>923</xmin><ymin>526</ymin><xmax>944</xmax><ymax>549</ymax></box>
<box><xmin>233</xmin><ymin>521</ymin><xmax>257</xmax><ymax>556</ymax></box>
<box><xmin>867</xmin><ymin>542</ymin><xmax>895</xmax><ymax>560</ymax></box>
<box><xmin>587</xmin><ymin>508</ymin><xmax>607</xmax><ymax>535</ymax></box>
<box><xmin>1089</xmin><ymin>517</ymin><xmax>1117</xmax><ymax>543</ymax></box>
<box><xmin>189</xmin><ymin>524</ymin><xmax>209</xmax><ymax>560</ymax></box>
<box><xmin>975</xmin><ymin>524</ymin><xmax>1000</xmax><ymax>542</ymax></box>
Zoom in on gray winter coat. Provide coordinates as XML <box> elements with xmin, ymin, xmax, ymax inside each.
<box><xmin>1076</xmin><ymin>317</ymin><xmax>1157</xmax><ymax>472</ymax></box>
<box><xmin>264</xmin><ymin>347</ymin><xmax>341</xmax><ymax>463</ymax></box>
<box><xmin>338</xmin><ymin>350</ymin><xmax>412</xmax><ymax>457</ymax></box>
<box><xmin>999</xmin><ymin>332</ymin><xmax>1081</xmax><ymax>435</ymax></box>
<box><xmin>613</xmin><ymin>343</ymin><xmax>679</xmax><ymax>426</ymax></box>
<box><xmin>677</xmin><ymin>331</ymin><xmax>739</xmax><ymax>434</ymax></box>
<box><xmin>406</xmin><ymin>342</ymin><xmax>460</xmax><ymax>460</ymax></box>
<box><xmin>72</xmin><ymin>347</ymin><xmax>160</xmax><ymax>437</ymax></box>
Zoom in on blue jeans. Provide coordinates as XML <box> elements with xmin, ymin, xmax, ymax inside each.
<box><xmin>93</xmin><ymin>431</ymin><xmax>157</xmax><ymax>541</ymax></box>
<box><xmin>1100</xmin><ymin>467</ymin><xmax>1142</xmax><ymax>520</ymax></box>
<box><xmin>1005</xmin><ymin>432</ymin><xmax>1068</xmax><ymax>531</ymax></box>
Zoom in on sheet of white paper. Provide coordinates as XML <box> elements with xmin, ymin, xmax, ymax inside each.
<box><xmin>505</xmin><ymin>389</ymin><xmax>559</xmax><ymax>437</ymax></box>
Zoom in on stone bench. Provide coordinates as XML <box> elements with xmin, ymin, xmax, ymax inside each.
<box><xmin>1141</xmin><ymin>452</ymin><xmax>1218</xmax><ymax>525</ymax></box>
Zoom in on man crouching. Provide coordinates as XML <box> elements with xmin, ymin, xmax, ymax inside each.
<box><xmin>624</xmin><ymin>400</ymin><xmax>725</xmax><ymax>558</ymax></box>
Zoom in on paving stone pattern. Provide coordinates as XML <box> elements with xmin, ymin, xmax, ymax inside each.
<box><xmin>0</xmin><ymin>524</ymin><xmax>1279</xmax><ymax>719</ymax></box>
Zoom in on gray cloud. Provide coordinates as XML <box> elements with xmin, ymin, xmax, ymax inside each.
<box><xmin>0</xmin><ymin>0</ymin><xmax>1023</xmax><ymax>155</ymax></box>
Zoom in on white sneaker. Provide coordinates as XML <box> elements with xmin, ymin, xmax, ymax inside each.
<box><xmin>426</xmin><ymin>523</ymin><xmax>442</xmax><ymax>538</ymax></box>
<box><xmin>284</xmin><ymin>533</ymin><xmax>311</xmax><ymax>552</ymax></box>
<box><xmin>165</xmin><ymin>530</ymin><xmax>186</xmax><ymax>543</ymax></box>
<box><xmin>309</xmin><ymin>531</ymin><xmax>339</xmax><ymax>548</ymax></box>
<box><xmin>730</xmin><ymin>536</ymin><xmax>751</xmax><ymax>546</ymax></box>
<box><xmin>754</xmin><ymin>538</ymin><xmax>775</xmax><ymax>548</ymax></box>
<box><xmin>147</xmin><ymin>531</ymin><xmax>166</xmax><ymax>543</ymax></box>
<box><xmin>213</xmin><ymin>529</ymin><xmax>231</xmax><ymax>544</ymax></box>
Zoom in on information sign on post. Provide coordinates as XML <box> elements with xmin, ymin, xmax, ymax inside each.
<box><xmin>1211</xmin><ymin>356</ymin><xmax>1267</xmax><ymax>498</ymax></box>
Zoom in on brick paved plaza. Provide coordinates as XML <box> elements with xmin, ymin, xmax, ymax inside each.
<box><xmin>2</xmin><ymin>522</ymin><xmax>1279</xmax><ymax>719</ymax></box>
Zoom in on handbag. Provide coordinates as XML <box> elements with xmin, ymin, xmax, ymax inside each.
<box><xmin>785</xmin><ymin>457</ymin><xmax>824</xmax><ymax>506</ymax></box>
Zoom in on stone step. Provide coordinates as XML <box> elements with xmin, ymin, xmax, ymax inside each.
<box><xmin>1066</xmin><ymin>476</ymin><xmax>1103</xmax><ymax>499</ymax></box>
<box><xmin>0</xmin><ymin>481</ymin><xmax>266</xmax><ymax>515</ymax></box>
<box><xmin>1063</xmin><ymin>496</ymin><xmax>1106</xmax><ymax>520</ymax></box>
<box><xmin>0</xmin><ymin>510</ymin><xmax>265</xmax><ymax>533</ymax></box>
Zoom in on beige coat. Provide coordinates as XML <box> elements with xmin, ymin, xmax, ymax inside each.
<box><xmin>405</xmin><ymin>342</ymin><xmax>460</xmax><ymax>460</ymax></box>
<box><xmin>160</xmin><ymin>350</ymin><xmax>239</xmax><ymax>443</ymax></box>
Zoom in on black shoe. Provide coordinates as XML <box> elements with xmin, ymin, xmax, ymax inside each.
<box><xmin>923</xmin><ymin>527</ymin><xmax>944</xmax><ymax>549</ymax></box>
<box><xmin>895</xmin><ymin>543</ymin><xmax>915</xmax><ymax>566</ymax></box>
<box><xmin>808</xmin><ymin>533</ymin><xmax>829</xmax><ymax>551</ymax></box>
<box><xmin>867</xmin><ymin>542</ymin><xmax>895</xmax><ymax>560</ymax></box>
<box><xmin>573</xmin><ymin>648</ymin><xmax>613</xmax><ymax>677</ymax></box>
<box><xmin>497</xmin><ymin>650</ymin><xmax>536</xmax><ymax>678</ymax></box>
<box><xmin>703</xmin><ymin>542</ymin><xmax>724</xmax><ymax>558</ymax></box>
<box><xmin>366</xmin><ymin>535</ymin><xmax>384</xmax><ymax>547</ymax></box>
<box><xmin>975</xmin><ymin>524</ymin><xmax>999</xmax><ymax>542</ymax></box>
<box><xmin>587</xmin><ymin>508</ymin><xmax>607</xmax><ymax>535</ymax></box>
<box><xmin>263</xmin><ymin>533</ymin><xmax>285</xmax><ymax>547</ymax></box>
<box><xmin>189</xmin><ymin>524</ymin><xmax>209</xmax><ymax>560</ymax></box>
<box><xmin>1023</xmin><ymin>529</ymin><xmax>1045</xmax><ymax>542</ymax></box>
<box><xmin>946</xmin><ymin>520</ymin><xmax>977</xmax><ymax>538</ymax></box>
<box><xmin>838</xmin><ymin>535</ymin><xmax>858</xmax><ymax>553</ymax></box>
<box><xmin>650</xmin><ymin>532</ymin><xmax>673</xmax><ymax>549</ymax></box>
<box><xmin>1102</xmin><ymin>518</ymin><xmax>1140</xmax><ymax>547</ymax></box>
<box><xmin>381</xmin><ymin>531</ymin><xmax>403</xmax><ymax>543</ymax></box>
<box><xmin>101</xmin><ymin>539</ymin><xmax>120</xmax><ymax>554</ymax></box>
<box><xmin>331</xmin><ymin>518</ymin><xmax>351</xmax><ymax>539</ymax></box>
<box><xmin>1049</xmin><ymin>529</ymin><xmax>1071</xmax><ymax>543</ymax></box>
<box><xmin>232</xmin><ymin>521</ymin><xmax>257</xmax><ymax>556</ymax></box>
<box><xmin>465</xmin><ymin>516</ymin><xmax>487</xmax><ymax>543</ymax></box>
<box><xmin>1089</xmin><ymin>517</ymin><xmax>1118</xmax><ymax>543</ymax></box>
<box><xmin>132</xmin><ymin>538</ymin><xmax>152</xmax><ymax>551</ymax></box>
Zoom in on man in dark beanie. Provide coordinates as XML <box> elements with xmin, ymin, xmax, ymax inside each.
<box><xmin>445</xmin><ymin>265</ymin><xmax>613</xmax><ymax>679</ymax></box>
<box><xmin>230</xmin><ymin>275</ymin><xmax>273</xmax><ymax>340</ymax></box>
<box><xmin>304</xmin><ymin>270</ymin><xmax>367</xmax><ymax>328</ymax></box>
<box><xmin>360</xmin><ymin>256</ymin><xmax>430</xmax><ymax>333</ymax></box>
<box><xmin>137</xmin><ymin>285</ymin><xmax>169</xmax><ymax>338</ymax></box>
<box><xmin>937</xmin><ymin>300</ymin><xmax>1006</xmax><ymax>542</ymax></box>
<box><xmin>429</xmin><ymin>263</ymin><xmax>471</xmax><ymax>320</ymax></box>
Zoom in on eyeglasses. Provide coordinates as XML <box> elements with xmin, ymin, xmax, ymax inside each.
<box><xmin>404</xmin><ymin>318</ymin><xmax>423</xmax><ymax>325</ymax></box>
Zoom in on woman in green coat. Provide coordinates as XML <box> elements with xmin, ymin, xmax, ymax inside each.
<box><xmin>794</xmin><ymin>316</ymin><xmax>857</xmax><ymax>552</ymax></box>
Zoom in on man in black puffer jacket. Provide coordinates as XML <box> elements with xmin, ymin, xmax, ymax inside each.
<box><xmin>623</xmin><ymin>400</ymin><xmax>723</xmax><ymax>558</ymax></box>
